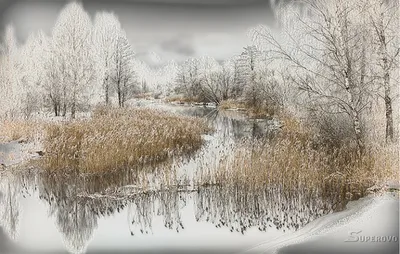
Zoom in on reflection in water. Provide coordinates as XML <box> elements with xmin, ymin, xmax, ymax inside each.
<box><xmin>28</xmin><ymin>170</ymin><xmax>347</xmax><ymax>254</ymax></box>
<box><xmin>194</xmin><ymin>184</ymin><xmax>345</xmax><ymax>234</ymax></box>
<box><xmin>0</xmin><ymin>171</ymin><xmax>26</xmax><ymax>241</ymax></box>
<box><xmin>3</xmin><ymin>106</ymin><xmax>360</xmax><ymax>253</ymax></box>
<box><xmin>127</xmin><ymin>190</ymin><xmax>186</xmax><ymax>235</ymax></box>
<box><xmin>36</xmin><ymin>172</ymin><xmax>132</xmax><ymax>253</ymax></box>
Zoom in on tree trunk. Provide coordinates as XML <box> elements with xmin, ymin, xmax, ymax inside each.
<box><xmin>71</xmin><ymin>90</ymin><xmax>76</xmax><ymax>119</ymax></box>
<box><xmin>377</xmin><ymin>1</ymin><xmax>394</xmax><ymax>142</ymax></box>
<box><xmin>382</xmin><ymin>51</ymin><xmax>394</xmax><ymax>142</ymax></box>
<box><xmin>104</xmin><ymin>76</ymin><xmax>109</xmax><ymax>105</ymax></box>
<box><xmin>384</xmin><ymin>74</ymin><xmax>393</xmax><ymax>142</ymax></box>
<box><xmin>351</xmin><ymin>108</ymin><xmax>365</xmax><ymax>155</ymax></box>
<box><xmin>71</xmin><ymin>102</ymin><xmax>76</xmax><ymax>119</ymax></box>
<box><xmin>54</xmin><ymin>103</ymin><xmax>59</xmax><ymax>117</ymax></box>
<box><xmin>345</xmin><ymin>71</ymin><xmax>365</xmax><ymax>155</ymax></box>
<box><xmin>62</xmin><ymin>102</ymin><xmax>67</xmax><ymax>117</ymax></box>
<box><xmin>117</xmin><ymin>85</ymin><xmax>122</xmax><ymax>108</ymax></box>
<box><xmin>62</xmin><ymin>85</ymin><xmax>67</xmax><ymax>117</ymax></box>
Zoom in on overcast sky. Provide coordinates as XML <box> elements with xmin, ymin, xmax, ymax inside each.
<box><xmin>0</xmin><ymin>0</ymin><xmax>279</xmax><ymax>67</ymax></box>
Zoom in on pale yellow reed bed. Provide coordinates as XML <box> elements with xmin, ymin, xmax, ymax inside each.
<box><xmin>42</xmin><ymin>107</ymin><xmax>209</xmax><ymax>173</ymax></box>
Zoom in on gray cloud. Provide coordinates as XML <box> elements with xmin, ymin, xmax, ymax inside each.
<box><xmin>159</xmin><ymin>35</ymin><xmax>196</xmax><ymax>57</ymax></box>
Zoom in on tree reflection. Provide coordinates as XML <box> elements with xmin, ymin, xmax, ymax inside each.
<box><xmin>0</xmin><ymin>172</ymin><xmax>23</xmax><ymax>241</ymax></box>
<box><xmin>127</xmin><ymin>190</ymin><xmax>186</xmax><ymax>235</ymax></box>
<box><xmin>194</xmin><ymin>184</ymin><xmax>345</xmax><ymax>234</ymax></box>
<box><xmin>36</xmin><ymin>170</ymin><xmax>133</xmax><ymax>254</ymax></box>
<box><xmin>7</xmin><ymin>161</ymin><xmax>351</xmax><ymax>254</ymax></box>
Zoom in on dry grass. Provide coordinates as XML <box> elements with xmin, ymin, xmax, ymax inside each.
<box><xmin>198</xmin><ymin>113</ymin><xmax>398</xmax><ymax>199</ymax></box>
<box><xmin>165</xmin><ymin>95</ymin><xmax>204</xmax><ymax>104</ymax></box>
<box><xmin>0</xmin><ymin>120</ymin><xmax>45</xmax><ymax>143</ymax></box>
<box><xmin>42</xmin><ymin>106</ymin><xmax>209</xmax><ymax>173</ymax></box>
<box><xmin>219</xmin><ymin>99</ymin><xmax>279</xmax><ymax>118</ymax></box>
<box><xmin>218</xmin><ymin>99</ymin><xmax>247</xmax><ymax>110</ymax></box>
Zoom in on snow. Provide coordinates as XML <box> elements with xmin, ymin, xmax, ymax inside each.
<box><xmin>242</xmin><ymin>192</ymin><xmax>399</xmax><ymax>254</ymax></box>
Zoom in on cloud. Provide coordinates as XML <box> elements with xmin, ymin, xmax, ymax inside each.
<box><xmin>159</xmin><ymin>35</ymin><xmax>196</xmax><ymax>57</ymax></box>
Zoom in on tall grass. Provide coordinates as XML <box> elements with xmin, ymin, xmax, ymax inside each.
<box><xmin>0</xmin><ymin>120</ymin><xmax>44</xmax><ymax>143</ymax></box>
<box><xmin>42</xmin><ymin>106</ymin><xmax>209</xmax><ymax>173</ymax></box>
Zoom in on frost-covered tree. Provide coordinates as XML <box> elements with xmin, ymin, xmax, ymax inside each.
<box><xmin>197</xmin><ymin>56</ymin><xmax>223</xmax><ymax>104</ymax></box>
<box><xmin>237</xmin><ymin>46</ymin><xmax>263</xmax><ymax>108</ymax></box>
<box><xmin>111</xmin><ymin>31</ymin><xmax>137</xmax><ymax>107</ymax></box>
<box><xmin>175</xmin><ymin>58</ymin><xmax>201</xmax><ymax>99</ymax></box>
<box><xmin>0</xmin><ymin>25</ymin><xmax>22</xmax><ymax>118</ymax></box>
<box><xmin>253</xmin><ymin>0</ymin><xmax>378</xmax><ymax>152</ymax></box>
<box><xmin>48</xmin><ymin>2</ymin><xmax>97</xmax><ymax>118</ymax></box>
<box><xmin>159</xmin><ymin>60</ymin><xmax>179</xmax><ymax>96</ymax></box>
<box><xmin>219</xmin><ymin>59</ymin><xmax>236</xmax><ymax>100</ymax></box>
<box><xmin>93</xmin><ymin>12</ymin><xmax>122</xmax><ymax>105</ymax></box>
<box><xmin>18</xmin><ymin>31</ymin><xmax>49</xmax><ymax>118</ymax></box>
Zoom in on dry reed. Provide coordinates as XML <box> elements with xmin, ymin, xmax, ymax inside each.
<box><xmin>199</xmin><ymin>113</ymin><xmax>398</xmax><ymax>199</ymax></box>
<box><xmin>0</xmin><ymin>120</ymin><xmax>45</xmax><ymax>143</ymax></box>
<box><xmin>42</xmin><ymin>106</ymin><xmax>209</xmax><ymax>173</ymax></box>
<box><xmin>218</xmin><ymin>99</ymin><xmax>247</xmax><ymax>110</ymax></box>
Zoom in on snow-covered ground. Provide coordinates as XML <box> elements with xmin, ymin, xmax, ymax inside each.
<box><xmin>243</xmin><ymin>192</ymin><xmax>399</xmax><ymax>254</ymax></box>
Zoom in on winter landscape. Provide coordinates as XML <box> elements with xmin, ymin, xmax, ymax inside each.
<box><xmin>0</xmin><ymin>0</ymin><xmax>399</xmax><ymax>253</ymax></box>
